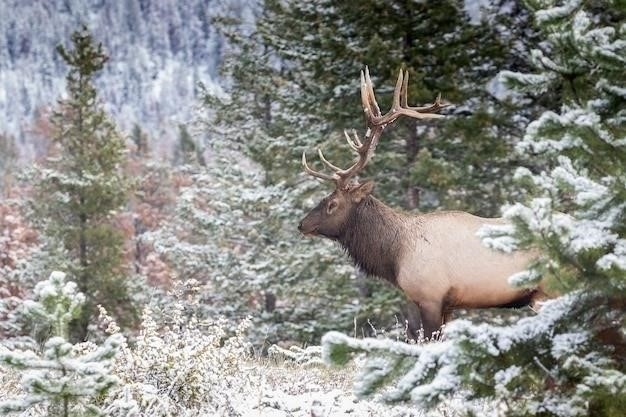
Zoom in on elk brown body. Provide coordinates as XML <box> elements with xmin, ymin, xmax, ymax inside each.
<box><xmin>299</xmin><ymin>68</ymin><xmax>544</xmax><ymax>339</ymax></box>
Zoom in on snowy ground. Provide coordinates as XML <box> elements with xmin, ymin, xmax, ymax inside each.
<box><xmin>234</xmin><ymin>357</ymin><xmax>419</xmax><ymax>416</ymax></box>
<box><xmin>0</xmin><ymin>280</ymin><xmax>477</xmax><ymax>416</ymax></box>
<box><xmin>207</xmin><ymin>355</ymin><xmax>471</xmax><ymax>417</ymax></box>
<box><xmin>0</xmin><ymin>349</ymin><xmax>473</xmax><ymax>417</ymax></box>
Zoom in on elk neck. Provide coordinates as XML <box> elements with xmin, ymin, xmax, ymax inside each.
<box><xmin>336</xmin><ymin>196</ymin><xmax>412</xmax><ymax>285</ymax></box>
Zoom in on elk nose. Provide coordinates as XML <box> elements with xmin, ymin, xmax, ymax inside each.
<box><xmin>297</xmin><ymin>221</ymin><xmax>303</xmax><ymax>232</ymax></box>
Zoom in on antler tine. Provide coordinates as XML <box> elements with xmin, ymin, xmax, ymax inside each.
<box><xmin>361</xmin><ymin>66</ymin><xmax>382</xmax><ymax>120</ymax></box>
<box><xmin>360</xmin><ymin>67</ymin><xmax>397</xmax><ymax>126</ymax></box>
<box><xmin>344</xmin><ymin>129</ymin><xmax>361</xmax><ymax>152</ymax></box>
<box><xmin>391</xmin><ymin>68</ymin><xmax>404</xmax><ymax>111</ymax></box>
<box><xmin>405</xmin><ymin>92</ymin><xmax>451</xmax><ymax>114</ymax></box>
<box><xmin>372</xmin><ymin>69</ymin><xmax>448</xmax><ymax>124</ymax></box>
<box><xmin>318</xmin><ymin>149</ymin><xmax>343</xmax><ymax>171</ymax></box>
<box><xmin>360</xmin><ymin>68</ymin><xmax>373</xmax><ymax>120</ymax></box>
<box><xmin>302</xmin><ymin>151</ymin><xmax>337</xmax><ymax>182</ymax></box>
<box><xmin>401</xmin><ymin>71</ymin><xmax>450</xmax><ymax>115</ymax></box>
<box><xmin>302</xmin><ymin>67</ymin><xmax>447</xmax><ymax>189</ymax></box>
<box><xmin>401</xmin><ymin>69</ymin><xmax>409</xmax><ymax>108</ymax></box>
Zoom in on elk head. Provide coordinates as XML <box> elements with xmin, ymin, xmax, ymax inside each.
<box><xmin>298</xmin><ymin>67</ymin><xmax>448</xmax><ymax>239</ymax></box>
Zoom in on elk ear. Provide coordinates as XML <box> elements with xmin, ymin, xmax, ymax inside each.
<box><xmin>350</xmin><ymin>181</ymin><xmax>375</xmax><ymax>203</ymax></box>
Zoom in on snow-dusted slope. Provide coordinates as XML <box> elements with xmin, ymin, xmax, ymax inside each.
<box><xmin>0</xmin><ymin>0</ymin><xmax>254</xmax><ymax>160</ymax></box>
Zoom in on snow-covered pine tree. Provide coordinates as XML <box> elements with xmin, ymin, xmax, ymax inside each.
<box><xmin>29</xmin><ymin>26</ymin><xmax>135</xmax><ymax>341</ymax></box>
<box><xmin>247</xmin><ymin>0</ymin><xmax>541</xmax><ymax>216</ymax></box>
<box><xmin>0</xmin><ymin>271</ymin><xmax>123</xmax><ymax>417</ymax></box>
<box><xmin>322</xmin><ymin>1</ymin><xmax>625</xmax><ymax>416</ymax></box>
<box><xmin>145</xmin><ymin>151</ymin><xmax>377</xmax><ymax>345</ymax></box>
<box><xmin>201</xmin><ymin>7</ymin><xmax>414</xmax><ymax>343</ymax></box>
<box><xmin>209</xmin><ymin>0</ymin><xmax>537</xmax><ymax>340</ymax></box>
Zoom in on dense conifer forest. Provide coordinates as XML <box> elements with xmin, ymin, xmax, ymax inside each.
<box><xmin>0</xmin><ymin>1</ymin><xmax>624</xmax><ymax>416</ymax></box>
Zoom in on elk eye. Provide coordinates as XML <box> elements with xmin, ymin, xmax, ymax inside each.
<box><xmin>327</xmin><ymin>200</ymin><xmax>338</xmax><ymax>214</ymax></box>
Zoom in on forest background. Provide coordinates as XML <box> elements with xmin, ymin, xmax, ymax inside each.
<box><xmin>0</xmin><ymin>1</ymin><xmax>624</xmax><ymax>416</ymax></box>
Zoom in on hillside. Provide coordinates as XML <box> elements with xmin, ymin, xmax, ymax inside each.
<box><xmin>0</xmin><ymin>0</ymin><xmax>254</xmax><ymax>161</ymax></box>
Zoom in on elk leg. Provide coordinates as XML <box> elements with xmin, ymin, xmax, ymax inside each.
<box><xmin>530</xmin><ymin>288</ymin><xmax>550</xmax><ymax>312</ymax></box>
<box><xmin>419</xmin><ymin>301</ymin><xmax>444</xmax><ymax>340</ymax></box>
<box><xmin>404</xmin><ymin>302</ymin><xmax>422</xmax><ymax>341</ymax></box>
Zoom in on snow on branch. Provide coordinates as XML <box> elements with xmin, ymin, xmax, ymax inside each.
<box><xmin>321</xmin><ymin>294</ymin><xmax>593</xmax><ymax>410</ymax></box>
<box><xmin>535</xmin><ymin>0</ymin><xmax>583</xmax><ymax>25</ymax></box>
<box><xmin>0</xmin><ymin>272</ymin><xmax>124</xmax><ymax>415</ymax></box>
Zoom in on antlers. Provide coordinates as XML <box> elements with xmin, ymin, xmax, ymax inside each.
<box><xmin>303</xmin><ymin>67</ymin><xmax>448</xmax><ymax>189</ymax></box>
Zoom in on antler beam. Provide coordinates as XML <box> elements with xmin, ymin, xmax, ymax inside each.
<box><xmin>303</xmin><ymin>67</ymin><xmax>449</xmax><ymax>189</ymax></box>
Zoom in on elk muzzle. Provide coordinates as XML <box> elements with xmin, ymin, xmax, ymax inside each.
<box><xmin>298</xmin><ymin>213</ymin><xmax>320</xmax><ymax>236</ymax></box>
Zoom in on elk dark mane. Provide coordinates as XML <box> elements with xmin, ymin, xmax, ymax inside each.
<box><xmin>337</xmin><ymin>196</ymin><xmax>407</xmax><ymax>284</ymax></box>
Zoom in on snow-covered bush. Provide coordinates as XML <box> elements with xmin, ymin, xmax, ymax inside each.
<box><xmin>0</xmin><ymin>274</ymin><xmax>479</xmax><ymax>417</ymax></box>
<box><xmin>100</xmin><ymin>281</ymin><xmax>254</xmax><ymax>416</ymax></box>
<box><xmin>0</xmin><ymin>271</ymin><xmax>124</xmax><ymax>416</ymax></box>
<box><xmin>323</xmin><ymin>293</ymin><xmax>623</xmax><ymax>413</ymax></box>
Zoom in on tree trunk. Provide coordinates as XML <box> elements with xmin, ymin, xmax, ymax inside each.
<box><xmin>73</xmin><ymin>200</ymin><xmax>89</xmax><ymax>342</ymax></box>
<box><xmin>405</xmin><ymin>121</ymin><xmax>420</xmax><ymax>209</ymax></box>
<box><xmin>403</xmin><ymin>120</ymin><xmax>425</xmax><ymax>340</ymax></box>
<box><xmin>400</xmin><ymin>0</ymin><xmax>427</xmax><ymax>337</ymax></box>
<box><xmin>264</xmin><ymin>291</ymin><xmax>276</xmax><ymax>313</ymax></box>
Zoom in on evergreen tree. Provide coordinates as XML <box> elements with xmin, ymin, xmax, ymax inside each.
<box><xmin>31</xmin><ymin>26</ymin><xmax>135</xmax><ymax>341</ymax></box>
<box><xmin>147</xmin><ymin>153</ymin><xmax>399</xmax><ymax>345</ymax></box>
<box><xmin>210</xmin><ymin>0</ymin><xmax>541</xmax><ymax>339</ymax></box>
<box><xmin>251</xmin><ymin>0</ymin><xmax>537</xmax><ymax>214</ymax></box>
<box><xmin>174</xmin><ymin>124</ymin><xmax>206</xmax><ymax>166</ymax></box>
<box><xmin>0</xmin><ymin>271</ymin><xmax>124</xmax><ymax>416</ymax></box>
<box><xmin>129</xmin><ymin>123</ymin><xmax>149</xmax><ymax>157</ymax></box>
<box><xmin>323</xmin><ymin>1</ymin><xmax>625</xmax><ymax>415</ymax></box>
<box><xmin>0</xmin><ymin>134</ymin><xmax>18</xmax><ymax>196</ymax></box>
<box><xmin>204</xmin><ymin>9</ymin><xmax>422</xmax><ymax>342</ymax></box>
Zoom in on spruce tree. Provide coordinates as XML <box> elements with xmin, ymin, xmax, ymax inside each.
<box><xmin>0</xmin><ymin>134</ymin><xmax>18</xmax><ymax>196</ymax></box>
<box><xmin>0</xmin><ymin>272</ymin><xmax>123</xmax><ymax>417</ymax></box>
<box><xmin>211</xmin><ymin>0</ymin><xmax>540</xmax><ymax>339</ymax></box>
<box><xmin>31</xmin><ymin>26</ymin><xmax>135</xmax><ymax>341</ymax></box>
<box><xmin>323</xmin><ymin>1</ymin><xmax>625</xmax><ymax>415</ymax></box>
<box><xmin>129</xmin><ymin>123</ymin><xmax>149</xmax><ymax>157</ymax></box>
<box><xmin>174</xmin><ymin>124</ymin><xmax>206</xmax><ymax>166</ymax></box>
<box><xmin>206</xmin><ymin>7</ymin><xmax>418</xmax><ymax>342</ymax></box>
<box><xmin>252</xmin><ymin>0</ymin><xmax>536</xmax><ymax>214</ymax></box>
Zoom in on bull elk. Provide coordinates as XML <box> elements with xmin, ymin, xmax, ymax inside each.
<box><xmin>298</xmin><ymin>67</ymin><xmax>545</xmax><ymax>339</ymax></box>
